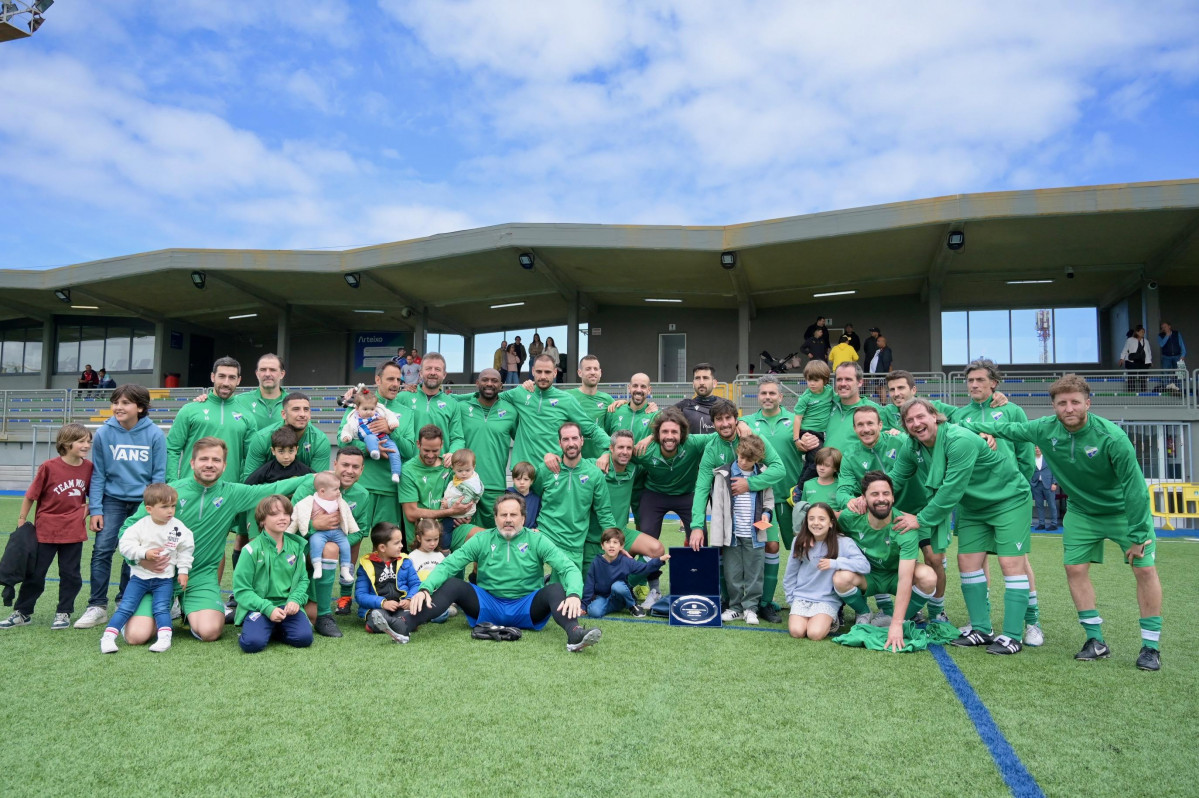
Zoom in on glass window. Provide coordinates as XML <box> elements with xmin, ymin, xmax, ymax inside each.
<box><xmin>131</xmin><ymin>332</ymin><xmax>154</xmax><ymax>371</ymax></box>
<box><xmin>426</xmin><ymin>333</ymin><xmax>465</xmax><ymax>373</ymax></box>
<box><xmin>941</xmin><ymin>311</ymin><xmax>969</xmax><ymax>365</ymax></box>
<box><xmin>473</xmin><ymin>331</ymin><xmax>506</xmax><ymax>372</ymax></box>
<box><xmin>0</xmin><ymin>338</ymin><xmax>21</xmax><ymax>374</ymax></box>
<box><xmin>24</xmin><ymin>338</ymin><xmax>42</xmax><ymax>373</ymax></box>
<box><xmin>78</xmin><ymin>326</ymin><xmax>106</xmax><ymax>374</ymax></box>
<box><xmin>968</xmin><ymin>310</ymin><xmax>1011</xmax><ymax>364</ymax></box>
<box><xmin>1010</xmin><ymin>308</ymin><xmax>1053</xmax><ymax>364</ymax></box>
<box><xmin>56</xmin><ymin>325</ymin><xmax>81</xmax><ymax>374</ymax></box>
<box><xmin>104</xmin><ymin>327</ymin><xmax>131</xmax><ymax>371</ymax></box>
<box><xmin>1053</xmin><ymin>307</ymin><xmax>1099</xmax><ymax>363</ymax></box>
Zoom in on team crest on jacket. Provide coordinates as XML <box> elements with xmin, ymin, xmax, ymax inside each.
<box><xmin>549</xmin><ymin>398</ymin><xmax>559</xmax><ymax>406</ymax></box>
<box><xmin>579</xmin><ymin>474</ymin><xmax>589</xmax><ymax>484</ymax></box>
<box><xmin>596</xmin><ymin>401</ymin><xmax>604</xmax><ymax>408</ymax></box>
<box><xmin>518</xmin><ymin>543</ymin><xmax>528</xmax><ymax>553</ymax></box>
<box><xmin>497</xmin><ymin>409</ymin><xmax>507</xmax><ymax>417</ymax></box>
<box><xmin>437</xmin><ymin>401</ymin><xmax>447</xmax><ymax>409</ymax></box>
<box><xmin>783</xmin><ymin>418</ymin><xmax>792</xmax><ymax>426</ymax></box>
<box><xmin>213</xmin><ymin>497</ymin><xmax>224</xmax><ymax>508</ymax></box>
<box><xmin>991</xmin><ymin>411</ymin><xmax>1003</xmax><ymax>421</ymax></box>
<box><xmin>887</xmin><ymin>448</ymin><xmax>897</xmax><ymax>459</ymax></box>
<box><xmin>233</xmin><ymin>413</ymin><xmax>243</xmax><ymax>420</ymax></box>
<box><xmin>1085</xmin><ymin>446</ymin><xmax>1099</xmax><ymax>458</ymax></box>
<box><xmin>286</xmin><ymin>554</ymin><xmax>296</xmax><ymax>566</ymax></box>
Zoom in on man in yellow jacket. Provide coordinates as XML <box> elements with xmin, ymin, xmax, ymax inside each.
<box><xmin>830</xmin><ymin>335</ymin><xmax>859</xmax><ymax>370</ymax></box>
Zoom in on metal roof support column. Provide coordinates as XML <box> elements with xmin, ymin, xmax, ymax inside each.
<box><xmin>152</xmin><ymin>321</ymin><xmax>166</xmax><ymax>388</ymax></box>
<box><xmin>413</xmin><ymin>307</ymin><xmax>427</xmax><ymax>354</ymax></box>
<box><xmin>277</xmin><ymin>305</ymin><xmax>291</xmax><ymax>368</ymax></box>
<box><xmin>566</xmin><ymin>294</ymin><xmax>580</xmax><ymax>381</ymax></box>
<box><xmin>39</xmin><ymin>321</ymin><xmax>53</xmax><ymax>389</ymax></box>
<box><xmin>738</xmin><ymin>301</ymin><xmax>751</xmax><ymax>381</ymax></box>
<box><xmin>928</xmin><ymin>285</ymin><xmax>943</xmax><ymax>372</ymax></box>
<box><xmin>462</xmin><ymin>332</ymin><xmax>474</xmax><ymax>380</ymax></box>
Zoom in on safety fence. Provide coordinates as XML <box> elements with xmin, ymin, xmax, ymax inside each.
<box><xmin>947</xmin><ymin>369</ymin><xmax>1191</xmax><ymax>410</ymax></box>
<box><xmin>731</xmin><ymin>372</ymin><xmax>950</xmax><ymax>415</ymax></box>
<box><xmin>1149</xmin><ymin>482</ymin><xmax>1199</xmax><ymax>530</ymax></box>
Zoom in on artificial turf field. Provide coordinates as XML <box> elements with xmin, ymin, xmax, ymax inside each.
<box><xmin>0</xmin><ymin>497</ymin><xmax>1194</xmax><ymax>798</ymax></box>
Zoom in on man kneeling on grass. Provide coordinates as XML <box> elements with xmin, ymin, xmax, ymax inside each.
<box><xmin>391</xmin><ymin>494</ymin><xmax>602</xmax><ymax>652</ymax></box>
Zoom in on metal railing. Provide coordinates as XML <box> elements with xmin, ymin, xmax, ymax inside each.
<box><xmin>731</xmin><ymin>372</ymin><xmax>950</xmax><ymax>415</ymax></box>
<box><xmin>947</xmin><ymin>369</ymin><xmax>1192</xmax><ymax>410</ymax></box>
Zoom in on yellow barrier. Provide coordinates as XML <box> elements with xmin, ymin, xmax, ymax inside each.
<box><xmin>1149</xmin><ymin>482</ymin><xmax>1199</xmax><ymax>530</ymax></box>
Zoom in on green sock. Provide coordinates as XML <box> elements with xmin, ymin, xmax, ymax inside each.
<box><xmin>1024</xmin><ymin>590</ymin><xmax>1040</xmax><ymax>626</ymax></box>
<box><xmin>1002</xmin><ymin>574</ymin><xmax>1030</xmax><ymax>640</ymax></box>
<box><xmin>340</xmin><ymin>582</ymin><xmax>353</xmax><ymax>599</ymax></box>
<box><xmin>759</xmin><ymin>552</ymin><xmax>780</xmax><ymax>608</ymax></box>
<box><xmin>874</xmin><ymin>594</ymin><xmax>894</xmax><ymax>615</ymax></box>
<box><xmin>1078</xmin><ymin>608</ymin><xmax>1104</xmax><ymax>641</ymax></box>
<box><xmin>906</xmin><ymin>586</ymin><xmax>933</xmax><ymax>621</ymax></box>
<box><xmin>315</xmin><ymin>560</ymin><xmax>337</xmax><ymax>616</ymax></box>
<box><xmin>928</xmin><ymin>595</ymin><xmax>945</xmax><ymax>616</ymax></box>
<box><xmin>836</xmin><ymin>586</ymin><xmax>870</xmax><ymax>616</ymax></box>
<box><xmin>960</xmin><ymin>569</ymin><xmax>992</xmax><ymax>635</ymax></box>
<box><xmin>1139</xmin><ymin>615</ymin><xmax>1162</xmax><ymax>650</ymax></box>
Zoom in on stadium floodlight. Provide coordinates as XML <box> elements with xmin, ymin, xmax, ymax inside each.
<box><xmin>517</xmin><ymin>253</ymin><xmax>535</xmax><ymax>270</ymax></box>
<box><xmin>343</xmin><ymin>272</ymin><xmax>361</xmax><ymax>288</ymax></box>
<box><xmin>53</xmin><ymin>288</ymin><xmax>70</xmax><ymax>303</ymax></box>
<box><xmin>190</xmin><ymin>271</ymin><xmax>206</xmax><ymax>289</ymax></box>
<box><xmin>0</xmin><ymin>0</ymin><xmax>53</xmax><ymax>40</ymax></box>
<box><xmin>720</xmin><ymin>251</ymin><xmax>736</xmax><ymax>270</ymax></box>
<box><xmin>28</xmin><ymin>11</ymin><xmax>41</xmax><ymax>31</ymax></box>
<box><xmin>1</xmin><ymin>3</ymin><xmax>18</xmax><ymax>16</ymax></box>
<box><xmin>946</xmin><ymin>231</ymin><xmax>965</xmax><ymax>251</ymax></box>
<box><xmin>32</xmin><ymin>0</ymin><xmax>53</xmax><ymax>12</ymax></box>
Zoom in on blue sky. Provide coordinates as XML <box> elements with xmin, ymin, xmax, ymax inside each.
<box><xmin>2</xmin><ymin>0</ymin><xmax>1198</xmax><ymax>270</ymax></box>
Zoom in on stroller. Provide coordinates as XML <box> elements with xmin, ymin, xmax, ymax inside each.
<box><xmin>760</xmin><ymin>350</ymin><xmax>803</xmax><ymax>374</ymax></box>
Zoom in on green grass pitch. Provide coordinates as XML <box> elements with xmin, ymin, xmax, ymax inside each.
<box><xmin>0</xmin><ymin>497</ymin><xmax>1194</xmax><ymax>797</ymax></box>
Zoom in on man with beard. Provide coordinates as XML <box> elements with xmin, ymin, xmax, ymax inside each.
<box><xmin>459</xmin><ymin>368</ymin><xmax>517</xmax><ymax>530</ymax></box>
<box><xmin>240</xmin><ymin>393</ymin><xmax>331</xmax><ymax>480</ymax></box>
<box><xmin>341</xmin><ymin>361</ymin><xmax>419</xmax><ymax>530</ymax></box>
<box><xmin>834</xmin><ymin>472</ymin><xmax>938</xmax><ymax>652</ymax></box>
<box><xmin>606</xmin><ymin>372</ymin><xmax>659</xmax><ymax>437</ymax></box>
<box><xmin>387</xmin><ymin>494</ymin><xmax>601</xmax><ymax>652</ymax></box>
<box><xmin>824</xmin><ymin>362</ymin><xmax>881</xmax><ymax>454</ymax></box>
<box><xmin>399</xmin><ymin>425</ymin><xmax>475</xmax><ymax>550</ymax></box>
<box><xmin>890</xmin><ymin>398</ymin><xmax>1034</xmax><ymax>656</ymax></box>
<box><xmin>398</xmin><ymin>352</ymin><xmax>465</xmax><ymax>463</ymax></box>
<box><xmin>567</xmin><ymin>355</ymin><xmax>615</xmax><ymax>458</ymax></box>
<box><xmin>500</xmin><ymin>354</ymin><xmax>609</xmax><ymax>468</ymax></box>
<box><xmin>166</xmin><ymin>357</ymin><xmax>257</xmax><ymax>482</ymax></box>
<box><xmin>115</xmin><ymin>437</ymin><xmax>310</xmax><ymax>645</ymax></box>
<box><xmin>674</xmin><ymin>363</ymin><xmax>720</xmax><ymax>435</ymax></box>
<box><xmin>531</xmin><ymin>422</ymin><xmax>619</xmax><ymax>580</ymax></box>
<box><xmin>231</xmin><ymin>353</ymin><xmax>288</xmax><ymax>430</ymax></box>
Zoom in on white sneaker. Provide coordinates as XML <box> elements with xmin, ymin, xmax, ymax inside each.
<box><xmin>871</xmin><ymin>613</ymin><xmax>893</xmax><ymax>628</ymax></box>
<box><xmin>149</xmin><ymin>630</ymin><xmax>173</xmax><ymax>653</ymax></box>
<box><xmin>51</xmin><ymin>613</ymin><xmax>71</xmax><ymax>630</ymax></box>
<box><xmin>744</xmin><ymin>609</ymin><xmax>759</xmax><ymax>625</ymax></box>
<box><xmin>1023</xmin><ymin>623</ymin><xmax>1044</xmax><ymax>647</ymax></box>
<box><xmin>855</xmin><ymin>611</ymin><xmax>876</xmax><ymax>626</ymax></box>
<box><xmin>311</xmin><ymin>561</ymin><xmax>323</xmax><ymax>579</ymax></box>
<box><xmin>74</xmin><ymin>606</ymin><xmax>108</xmax><ymax>629</ymax></box>
<box><xmin>99</xmin><ymin>631</ymin><xmax>119</xmax><ymax>653</ymax></box>
<box><xmin>0</xmin><ymin>611</ymin><xmax>30</xmax><ymax>629</ymax></box>
<box><xmin>720</xmin><ymin>609</ymin><xmax>742</xmax><ymax>622</ymax></box>
<box><xmin>641</xmin><ymin>588</ymin><xmax>662</xmax><ymax>610</ymax></box>
<box><xmin>933</xmin><ymin>611</ymin><xmax>950</xmax><ymax>624</ymax></box>
<box><xmin>339</xmin><ymin>565</ymin><xmax>354</xmax><ymax>585</ymax></box>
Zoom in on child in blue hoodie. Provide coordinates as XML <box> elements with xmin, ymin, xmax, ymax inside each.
<box><xmin>355</xmin><ymin>522</ymin><xmax>423</xmax><ymax>643</ymax></box>
<box><xmin>75</xmin><ymin>384</ymin><xmax>167</xmax><ymax>631</ymax></box>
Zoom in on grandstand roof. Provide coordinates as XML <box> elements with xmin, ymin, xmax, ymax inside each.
<box><xmin>2</xmin><ymin>178</ymin><xmax>1197</xmax><ymax>334</ymax></box>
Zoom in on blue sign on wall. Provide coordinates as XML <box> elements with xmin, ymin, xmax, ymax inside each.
<box><xmin>353</xmin><ymin>331</ymin><xmax>409</xmax><ymax>371</ymax></box>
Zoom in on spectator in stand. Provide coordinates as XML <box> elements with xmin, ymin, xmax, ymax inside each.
<box><xmin>513</xmin><ymin>336</ymin><xmax>527</xmax><ymax>376</ymax></box>
<box><xmin>528</xmin><ymin>334</ymin><xmax>544</xmax><ymax>379</ymax></box>
<box><xmin>544</xmin><ymin>337</ymin><xmax>562</xmax><ymax>383</ymax></box>
<box><xmin>802</xmin><ymin>328</ymin><xmax>829</xmax><ymax>364</ymax></box>
<box><xmin>1158</xmin><ymin>322</ymin><xmax>1186</xmax><ymax>374</ymax></box>
<box><xmin>867</xmin><ymin>335</ymin><xmax>893</xmax><ymax>374</ymax></box>
<box><xmin>843</xmin><ymin>323</ymin><xmax>862</xmax><ymax>354</ymax></box>
<box><xmin>391</xmin><ymin>347</ymin><xmax>408</xmax><ymax>369</ymax></box>
<box><xmin>830</xmin><ymin>335</ymin><xmax>858</xmax><ymax>371</ymax></box>
<box><xmin>1118</xmin><ymin>325</ymin><xmax>1151</xmax><ymax>392</ymax></box>
<box><xmin>803</xmin><ymin>317</ymin><xmax>827</xmax><ymax>342</ymax></box>
<box><xmin>504</xmin><ymin>344</ymin><xmax>521</xmax><ymax>385</ymax></box>
<box><xmin>862</xmin><ymin>327</ymin><xmax>882</xmax><ymax>366</ymax></box>
<box><xmin>97</xmin><ymin>369</ymin><xmax>117</xmax><ymax>389</ymax></box>
<box><xmin>409</xmin><ymin>348</ymin><xmax>422</xmax><ymax>366</ymax></box>
<box><xmin>494</xmin><ymin>340</ymin><xmax>508</xmax><ymax>383</ymax></box>
<box><xmin>78</xmin><ymin>364</ymin><xmax>99</xmax><ymax>389</ymax></box>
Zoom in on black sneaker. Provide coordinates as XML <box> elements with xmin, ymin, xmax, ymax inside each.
<box><xmin>224</xmin><ymin>608</ymin><xmax>236</xmax><ymax>625</ymax></box>
<box><xmin>334</xmin><ymin>596</ymin><xmax>353</xmax><ymax>616</ymax></box>
<box><xmin>629</xmin><ymin>604</ymin><xmax>647</xmax><ymax>618</ymax></box>
<box><xmin>566</xmin><ymin>625</ymin><xmax>602</xmax><ymax>652</ymax></box>
<box><xmin>951</xmin><ymin>629</ymin><xmax>994</xmax><ymax>647</ymax></box>
<box><xmin>986</xmin><ymin>635</ymin><xmax>1023</xmax><ymax>655</ymax></box>
<box><xmin>758</xmin><ymin>603</ymin><xmax>783</xmax><ymax>624</ymax></box>
<box><xmin>314</xmin><ymin>614</ymin><xmax>343</xmax><ymax>638</ymax></box>
<box><xmin>1135</xmin><ymin>646</ymin><xmax>1161</xmax><ymax>671</ymax></box>
<box><xmin>1074</xmin><ymin>638</ymin><xmax>1111</xmax><ymax>661</ymax></box>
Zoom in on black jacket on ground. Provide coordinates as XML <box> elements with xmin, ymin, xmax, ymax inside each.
<box><xmin>0</xmin><ymin>523</ymin><xmax>38</xmax><ymax>606</ymax></box>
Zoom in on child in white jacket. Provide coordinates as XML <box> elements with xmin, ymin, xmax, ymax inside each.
<box><xmin>288</xmin><ymin>472</ymin><xmax>360</xmax><ymax>585</ymax></box>
<box><xmin>338</xmin><ymin>387</ymin><xmax>402</xmax><ymax>483</ymax></box>
<box><xmin>783</xmin><ymin>502</ymin><xmax>870</xmax><ymax>641</ymax></box>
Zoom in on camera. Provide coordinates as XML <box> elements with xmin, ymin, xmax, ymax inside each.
<box><xmin>1148</xmin><ymin>280</ymin><xmax>1159</xmax><ymax>290</ymax></box>
<box><xmin>1065</xmin><ymin>267</ymin><xmax>1075</xmax><ymax>280</ymax></box>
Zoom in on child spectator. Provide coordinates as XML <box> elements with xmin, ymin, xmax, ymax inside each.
<box><xmin>783</xmin><ymin>502</ymin><xmax>869</xmax><ymax>640</ymax></box>
<box><xmin>2</xmin><ymin>424</ymin><xmax>94</xmax><ymax>630</ymax></box>
<box><xmin>288</xmin><ymin>471</ymin><xmax>359</xmax><ymax>585</ymax></box>
<box><xmin>582</xmin><ymin>528</ymin><xmax>666</xmax><ymax>618</ymax></box>
<box><xmin>339</xmin><ymin>387</ymin><xmax>402</xmax><ymax>483</ymax></box>
<box><xmin>99</xmin><ymin>483</ymin><xmax>194</xmax><ymax>653</ymax></box>
<box><xmin>791</xmin><ymin>359</ymin><xmax>834</xmax><ymax>486</ymax></box>
<box><xmin>77</xmin><ymin>383</ymin><xmax>166</xmax><ymax>631</ymax></box>
<box><xmin>795</xmin><ymin>447</ymin><xmax>842</xmax><ymax>509</ymax></box>
<box><xmin>709</xmin><ymin>434</ymin><xmax>774</xmax><ymax>625</ymax></box>
<box><xmin>357</xmin><ymin>521</ymin><xmax>425</xmax><ymax>642</ymax></box>
<box><xmin>244</xmin><ymin>426</ymin><xmax>315</xmax><ymax>485</ymax></box>
<box><xmin>233</xmin><ymin>495</ymin><xmax>313</xmax><ymax>653</ymax></box>
<box><xmin>505</xmin><ymin>461</ymin><xmax>541</xmax><ymax>529</ymax></box>
<box><xmin>406</xmin><ymin>519</ymin><xmax>457</xmax><ymax>622</ymax></box>
<box><xmin>441</xmin><ymin>448</ymin><xmax>484</xmax><ymax>548</ymax></box>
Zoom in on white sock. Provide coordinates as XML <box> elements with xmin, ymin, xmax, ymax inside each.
<box><xmin>311</xmin><ymin>560</ymin><xmax>323</xmax><ymax>579</ymax></box>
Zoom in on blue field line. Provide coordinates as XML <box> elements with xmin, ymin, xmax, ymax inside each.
<box><xmin>930</xmin><ymin>644</ymin><xmax>1045</xmax><ymax>798</ymax></box>
<box><xmin>592</xmin><ymin>615</ymin><xmax>791</xmax><ymax>633</ymax></box>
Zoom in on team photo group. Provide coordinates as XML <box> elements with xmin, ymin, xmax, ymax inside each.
<box><xmin>4</xmin><ymin>345</ymin><xmax>1164</xmax><ymax>670</ymax></box>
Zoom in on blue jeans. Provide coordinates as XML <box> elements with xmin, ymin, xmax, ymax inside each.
<box><xmin>504</xmin><ymin>371</ymin><xmax>520</xmax><ymax>385</ymax></box>
<box><xmin>1161</xmin><ymin>355</ymin><xmax>1180</xmax><ymax>374</ymax></box>
<box><xmin>238</xmin><ymin>611</ymin><xmax>313</xmax><ymax>653</ymax></box>
<box><xmin>587</xmin><ymin>581</ymin><xmax>636</xmax><ymax>618</ymax></box>
<box><xmin>310</xmin><ymin>528</ymin><xmax>350</xmax><ymax>568</ymax></box>
<box><xmin>108</xmin><ymin>575</ymin><xmax>173</xmax><ymax>632</ymax></box>
<box><xmin>361</xmin><ymin>425</ymin><xmax>402</xmax><ymax>480</ymax></box>
<box><xmin>88</xmin><ymin>496</ymin><xmax>138</xmax><ymax>608</ymax></box>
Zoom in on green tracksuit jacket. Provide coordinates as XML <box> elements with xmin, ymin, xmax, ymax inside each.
<box><xmin>744</xmin><ymin>409</ymin><xmax>805</xmax><ymax>498</ymax></box>
<box><xmin>230</xmin><ymin>388</ymin><xmax>286</xmax><ymax>432</ymax></box>
<box><xmin>838</xmin><ymin>508</ymin><xmax>919</xmax><ymax>572</ymax></box>
<box><xmin>631</xmin><ymin>433</ymin><xmax>715</xmax><ymax>496</ymax></box>
<box><xmin>825</xmin><ymin>395</ymin><xmax>882</xmax><ymax>454</ymax></box>
<box><xmin>568</xmin><ymin>388</ymin><xmax>615</xmax><ymax>458</ymax></box>
<box><xmin>499</xmin><ymin>386</ymin><xmax>610</xmax><ymax>468</ymax></box>
<box><xmin>458</xmin><ymin>394</ymin><xmax>517</xmax><ymax>496</ymax></box>
<box><xmin>232</xmin><ymin>531</ymin><xmax>310</xmax><ymax>624</ymax></box>
<box><xmin>690</xmin><ymin>433</ymin><xmax>784</xmax><ymax>523</ymax></box>
<box><xmin>792</xmin><ymin>386</ymin><xmax>834</xmax><ymax>432</ymax></box>
<box><xmin>950</xmin><ymin>399</ymin><xmax>1035</xmax><ymax>479</ymax></box>
<box><xmin>397</xmin><ymin>389</ymin><xmax>465</xmax><ymax>453</ymax></box>
<box><xmin>338</xmin><ymin>395</ymin><xmax>418</xmax><ymax>495</ymax></box>
<box><xmin>604</xmin><ymin>403</ymin><xmax>658</xmax><ymax>437</ymax></box>
<box><xmin>879</xmin><ymin>398</ymin><xmax>956</xmax><ymax>434</ymax></box>
<box><xmin>166</xmin><ymin>392</ymin><xmax>258</xmax><ymax>481</ymax></box>
<box><xmin>291</xmin><ymin>480</ymin><xmax>373</xmax><ymax>545</ymax></box>
<box><xmin>587</xmin><ymin>463</ymin><xmax>638</xmax><ymax>544</ymax></box>
<box><xmin>421</xmin><ymin>528</ymin><xmax>584</xmax><ymax>598</ymax></box>
<box><xmin>834</xmin><ymin>433</ymin><xmax>929</xmax><ymax>513</ymax></box>
<box><xmin>532</xmin><ymin>460</ymin><xmax>619</xmax><ymax>557</ymax></box>
<box><xmin>241</xmin><ymin>421</ymin><xmax>331</xmax><ymax>480</ymax></box>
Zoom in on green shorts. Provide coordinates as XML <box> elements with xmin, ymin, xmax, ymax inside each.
<box><xmin>368</xmin><ymin>489</ymin><xmax>404</xmax><ymax>530</ymax></box>
<box><xmin>133</xmin><ymin>571</ymin><xmax>222</xmax><ymax>618</ymax></box>
<box><xmin>956</xmin><ymin>497</ymin><xmax>1032</xmax><ymax>557</ymax></box>
<box><xmin>774</xmin><ymin>502</ymin><xmax>793</xmax><ymax>549</ymax></box>
<box><xmin>450</xmin><ymin>523</ymin><xmax>476</xmax><ymax>552</ymax></box>
<box><xmin>1062</xmin><ymin>512</ymin><xmax>1157</xmax><ymax>567</ymax></box>
<box><xmin>865</xmin><ymin>569</ymin><xmax>900</xmax><ymax>597</ymax></box>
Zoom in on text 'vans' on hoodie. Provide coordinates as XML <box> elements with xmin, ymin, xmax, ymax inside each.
<box><xmin>89</xmin><ymin>416</ymin><xmax>166</xmax><ymax>514</ymax></box>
